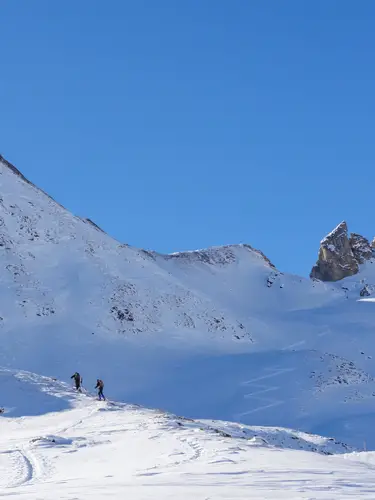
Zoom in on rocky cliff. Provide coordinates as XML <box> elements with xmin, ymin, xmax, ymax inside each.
<box><xmin>310</xmin><ymin>222</ymin><xmax>374</xmax><ymax>282</ymax></box>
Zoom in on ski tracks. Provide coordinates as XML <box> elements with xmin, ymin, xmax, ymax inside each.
<box><xmin>177</xmin><ymin>434</ymin><xmax>203</xmax><ymax>465</ymax></box>
<box><xmin>0</xmin><ymin>403</ymin><xmax>113</xmax><ymax>492</ymax></box>
<box><xmin>0</xmin><ymin>443</ymin><xmax>50</xmax><ymax>489</ymax></box>
<box><xmin>237</xmin><ymin>366</ymin><xmax>295</xmax><ymax>417</ymax></box>
<box><xmin>137</xmin><ymin>429</ymin><xmax>204</xmax><ymax>478</ymax></box>
<box><xmin>0</xmin><ymin>450</ymin><xmax>30</xmax><ymax>488</ymax></box>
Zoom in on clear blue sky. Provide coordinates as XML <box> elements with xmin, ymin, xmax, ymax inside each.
<box><xmin>2</xmin><ymin>1</ymin><xmax>375</xmax><ymax>276</ymax></box>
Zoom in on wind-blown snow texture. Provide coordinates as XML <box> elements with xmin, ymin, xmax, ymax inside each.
<box><xmin>1</xmin><ymin>156</ymin><xmax>375</xmax><ymax>452</ymax></box>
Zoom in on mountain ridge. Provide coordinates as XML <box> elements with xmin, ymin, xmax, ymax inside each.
<box><xmin>1</xmin><ymin>153</ymin><xmax>375</xmax><ymax>449</ymax></box>
<box><xmin>4</xmin><ymin>153</ymin><xmax>374</xmax><ymax>280</ymax></box>
<box><xmin>0</xmin><ymin>153</ymin><xmax>276</xmax><ymax>271</ymax></box>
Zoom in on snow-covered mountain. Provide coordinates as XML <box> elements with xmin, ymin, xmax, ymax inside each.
<box><xmin>1</xmin><ymin>154</ymin><xmax>375</xmax><ymax>450</ymax></box>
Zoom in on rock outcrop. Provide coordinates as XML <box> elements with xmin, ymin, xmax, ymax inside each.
<box><xmin>165</xmin><ymin>244</ymin><xmax>276</xmax><ymax>269</ymax></box>
<box><xmin>349</xmin><ymin>233</ymin><xmax>373</xmax><ymax>263</ymax></box>
<box><xmin>310</xmin><ymin>222</ymin><xmax>374</xmax><ymax>282</ymax></box>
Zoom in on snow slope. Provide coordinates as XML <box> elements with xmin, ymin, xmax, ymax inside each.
<box><xmin>1</xmin><ymin>377</ymin><xmax>375</xmax><ymax>499</ymax></box>
<box><xmin>1</xmin><ymin>156</ymin><xmax>375</xmax><ymax>449</ymax></box>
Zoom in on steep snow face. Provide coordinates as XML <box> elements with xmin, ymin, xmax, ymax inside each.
<box><xmin>2</xmin><ymin>157</ymin><xmax>375</xmax><ymax>447</ymax></box>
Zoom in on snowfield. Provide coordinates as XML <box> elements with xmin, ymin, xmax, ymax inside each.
<box><xmin>0</xmin><ymin>376</ymin><xmax>375</xmax><ymax>499</ymax></box>
<box><xmin>1</xmin><ymin>155</ymin><xmax>375</xmax><ymax>497</ymax></box>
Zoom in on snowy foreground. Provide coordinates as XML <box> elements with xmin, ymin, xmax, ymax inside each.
<box><xmin>1</xmin><ymin>377</ymin><xmax>375</xmax><ymax>499</ymax></box>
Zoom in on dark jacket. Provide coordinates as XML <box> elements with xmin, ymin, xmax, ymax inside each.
<box><xmin>71</xmin><ymin>373</ymin><xmax>82</xmax><ymax>385</ymax></box>
<box><xmin>95</xmin><ymin>379</ymin><xmax>104</xmax><ymax>389</ymax></box>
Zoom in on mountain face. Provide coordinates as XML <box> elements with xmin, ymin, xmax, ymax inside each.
<box><xmin>310</xmin><ymin>221</ymin><xmax>374</xmax><ymax>282</ymax></box>
<box><xmin>1</xmin><ymin>154</ymin><xmax>375</xmax><ymax>449</ymax></box>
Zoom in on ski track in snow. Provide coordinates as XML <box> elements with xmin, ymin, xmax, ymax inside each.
<box><xmin>237</xmin><ymin>367</ymin><xmax>295</xmax><ymax>417</ymax></box>
<box><xmin>137</xmin><ymin>434</ymin><xmax>204</xmax><ymax>476</ymax></box>
<box><xmin>0</xmin><ymin>450</ymin><xmax>31</xmax><ymax>488</ymax></box>
<box><xmin>14</xmin><ymin>447</ymin><xmax>36</xmax><ymax>486</ymax></box>
<box><xmin>0</xmin><ymin>445</ymin><xmax>48</xmax><ymax>489</ymax></box>
<box><xmin>282</xmin><ymin>340</ymin><xmax>306</xmax><ymax>350</ymax></box>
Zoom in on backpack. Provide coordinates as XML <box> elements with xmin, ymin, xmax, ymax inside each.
<box><xmin>98</xmin><ymin>379</ymin><xmax>104</xmax><ymax>389</ymax></box>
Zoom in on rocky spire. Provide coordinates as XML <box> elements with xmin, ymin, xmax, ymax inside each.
<box><xmin>310</xmin><ymin>222</ymin><xmax>373</xmax><ymax>282</ymax></box>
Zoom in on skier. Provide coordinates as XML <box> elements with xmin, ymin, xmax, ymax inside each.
<box><xmin>71</xmin><ymin>372</ymin><xmax>82</xmax><ymax>392</ymax></box>
<box><xmin>95</xmin><ymin>379</ymin><xmax>105</xmax><ymax>401</ymax></box>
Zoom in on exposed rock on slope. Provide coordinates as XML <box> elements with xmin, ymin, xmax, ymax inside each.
<box><xmin>310</xmin><ymin>222</ymin><xmax>374</xmax><ymax>282</ymax></box>
<box><xmin>349</xmin><ymin>233</ymin><xmax>373</xmax><ymax>263</ymax></box>
<box><xmin>165</xmin><ymin>244</ymin><xmax>276</xmax><ymax>269</ymax></box>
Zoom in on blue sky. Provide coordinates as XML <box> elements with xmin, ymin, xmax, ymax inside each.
<box><xmin>2</xmin><ymin>1</ymin><xmax>375</xmax><ymax>276</ymax></box>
